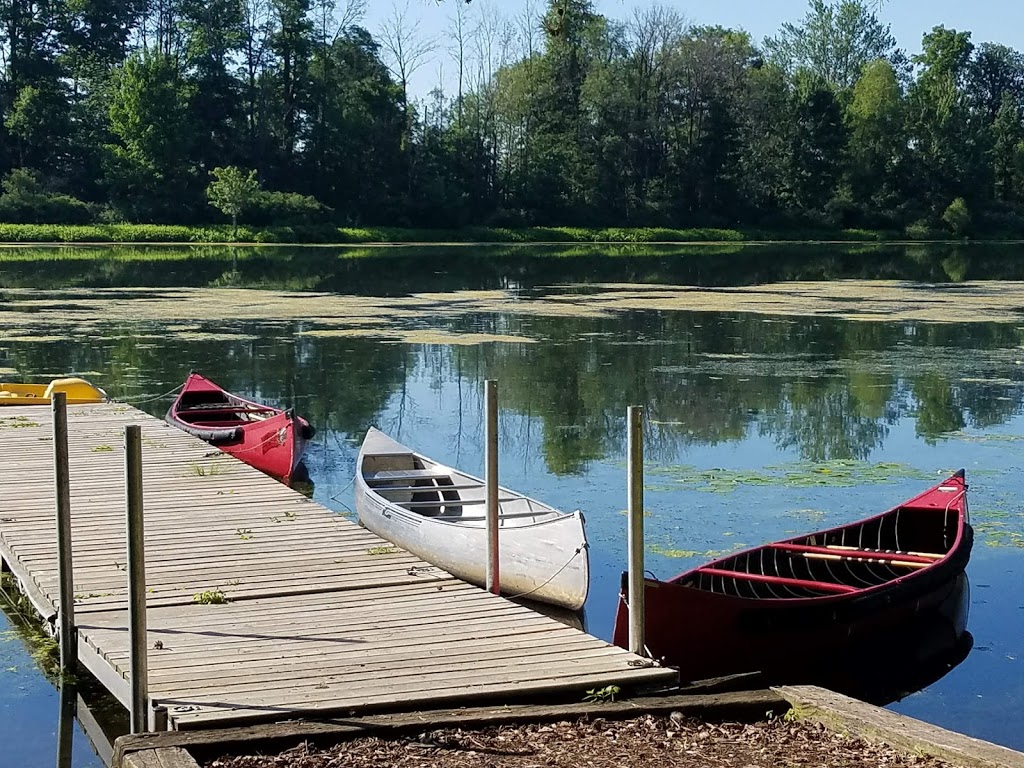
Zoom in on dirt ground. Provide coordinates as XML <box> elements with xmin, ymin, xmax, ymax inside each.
<box><xmin>206</xmin><ymin>714</ymin><xmax>952</xmax><ymax>768</ymax></box>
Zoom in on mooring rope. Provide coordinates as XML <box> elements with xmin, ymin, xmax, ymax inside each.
<box><xmin>504</xmin><ymin>541</ymin><xmax>589</xmax><ymax>602</ymax></box>
<box><xmin>117</xmin><ymin>382</ymin><xmax>184</xmax><ymax>405</ymax></box>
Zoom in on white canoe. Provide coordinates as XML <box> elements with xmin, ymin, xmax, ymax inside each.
<box><xmin>355</xmin><ymin>427</ymin><xmax>590</xmax><ymax>611</ymax></box>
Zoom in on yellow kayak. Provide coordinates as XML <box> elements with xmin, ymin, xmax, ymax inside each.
<box><xmin>0</xmin><ymin>377</ymin><xmax>108</xmax><ymax>406</ymax></box>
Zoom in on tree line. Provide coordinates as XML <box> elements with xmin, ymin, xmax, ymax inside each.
<box><xmin>2</xmin><ymin>0</ymin><xmax>1023</xmax><ymax>234</ymax></box>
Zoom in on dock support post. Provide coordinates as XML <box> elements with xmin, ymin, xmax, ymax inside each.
<box><xmin>125</xmin><ymin>424</ymin><xmax>149</xmax><ymax>734</ymax></box>
<box><xmin>151</xmin><ymin>703</ymin><xmax>168</xmax><ymax>732</ymax></box>
<box><xmin>627</xmin><ymin>405</ymin><xmax>646</xmax><ymax>656</ymax></box>
<box><xmin>53</xmin><ymin>391</ymin><xmax>77</xmax><ymax>674</ymax></box>
<box><xmin>485</xmin><ymin>379</ymin><xmax>500</xmax><ymax>596</ymax></box>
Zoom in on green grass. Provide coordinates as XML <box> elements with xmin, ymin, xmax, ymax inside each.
<box><xmin>192</xmin><ymin>589</ymin><xmax>229</xmax><ymax>604</ymax></box>
<box><xmin>0</xmin><ymin>223</ymin><xmax>997</xmax><ymax>245</ymax></box>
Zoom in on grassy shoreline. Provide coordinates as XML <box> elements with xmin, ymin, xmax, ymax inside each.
<box><xmin>0</xmin><ymin>222</ymin><xmax>1014</xmax><ymax>245</ymax></box>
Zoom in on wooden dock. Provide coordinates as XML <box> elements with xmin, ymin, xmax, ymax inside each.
<box><xmin>0</xmin><ymin>402</ymin><xmax>675</xmax><ymax>730</ymax></box>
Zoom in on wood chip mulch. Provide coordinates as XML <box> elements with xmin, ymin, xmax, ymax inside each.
<box><xmin>206</xmin><ymin>714</ymin><xmax>954</xmax><ymax>768</ymax></box>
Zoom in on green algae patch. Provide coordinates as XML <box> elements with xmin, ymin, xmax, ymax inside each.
<box><xmin>648</xmin><ymin>460</ymin><xmax>935</xmax><ymax>494</ymax></box>
<box><xmin>382</xmin><ymin>330</ymin><xmax>536</xmax><ymax>345</ymax></box>
<box><xmin>647</xmin><ymin>542</ymin><xmax>733</xmax><ymax>559</ymax></box>
<box><xmin>942</xmin><ymin>431</ymin><xmax>1024</xmax><ymax>443</ymax></box>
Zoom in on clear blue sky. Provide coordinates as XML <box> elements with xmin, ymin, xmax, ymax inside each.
<box><xmin>361</xmin><ymin>0</ymin><xmax>1024</xmax><ymax>99</ymax></box>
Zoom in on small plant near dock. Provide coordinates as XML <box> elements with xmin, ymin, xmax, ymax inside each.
<box><xmin>192</xmin><ymin>589</ymin><xmax>228</xmax><ymax>604</ymax></box>
<box><xmin>236</xmin><ymin>528</ymin><xmax>254</xmax><ymax>540</ymax></box>
<box><xmin>73</xmin><ymin>592</ymin><xmax>113</xmax><ymax>602</ymax></box>
<box><xmin>367</xmin><ymin>545</ymin><xmax>398</xmax><ymax>555</ymax></box>
<box><xmin>0</xmin><ymin>416</ymin><xmax>41</xmax><ymax>429</ymax></box>
<box><xmin>583</xmin><ymin>684</ymin><xmax>620</xmax><ymax>703</ymax></box>
<box><xmin>188</xmin><ymin>461</ymin><xmax>225</xmax><ymax>477</ymax></box>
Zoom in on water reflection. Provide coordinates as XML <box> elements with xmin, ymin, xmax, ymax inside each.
<box><xmin>794</xmin><ymin>574</ymin><xmax>973</xmax><ymax>706</ymax></box>
<box><xmin>56</xmin><ymin>681</ymin><xmax>76</xmax><ymax>768</ymax></box>
<box><xmin>4</xmin><ymin>241</ymin><xmax>1024</xmax><ymax>293</ymax></box>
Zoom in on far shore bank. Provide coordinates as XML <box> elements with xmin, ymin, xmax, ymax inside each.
<box><xmin>1</xmin><ymin>223</ymin><xmax>1021</xmax><ymax>247</ymax></box>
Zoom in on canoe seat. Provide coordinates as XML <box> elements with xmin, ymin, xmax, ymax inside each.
<box><xmin>373</xmin><ymin>482</ymin><xmax>484</xmax><ymax>493</ymax></box>
<box><xmin>366</xmin><ymin>469</ymin><xmax>453</xmax><ymax>484</ymax></box>
<box><xmin>771</xmin><ymin>542</ymin><xmax>938</xmax><ymax>566</ymax></box>
<box><xmin>697</xmin><ymin>567</ymin><xmax>857</xmax><ymax>594</ymax></box>
<box><xmin>396</xmin><ymin>497</ymin><xmax>518</xmax><ymax>509</ymax></box>
<box><xmin>180</xmin><ymin>406</ymin><xmax>275</xmax><ymax>414</ymax></box>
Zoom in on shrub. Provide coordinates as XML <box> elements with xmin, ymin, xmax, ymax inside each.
<box><xmin>905</xmin><ymin>219</ymin><xmax>939</xmax><ymax>240</ymax></box>
<box><xmin>243</xmin><ymin>191</ymin><xmax>333</xmax><ymax>226</ymax></box>
<box><xmin>942</xmin><ymin>198</ymin><xmax>972</xmax><ymax>237</ymax></box>
<box><xmin>0</xmin><ymin>168</ymin><xmax>95</xmax><ymax>224</ymax></box>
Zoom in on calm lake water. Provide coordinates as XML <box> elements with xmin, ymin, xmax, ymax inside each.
<box><xmin>1</xmin><ymin>242</ymin><xmax>1023</xmax><ymax>764</ymax></box>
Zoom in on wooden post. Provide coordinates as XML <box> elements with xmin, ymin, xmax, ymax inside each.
<box><xmin>125</xmin><ymin>424</ymin><xmax>149</xmax><ymax>734</ymax></box>
<box><xmin>485</xmin><ymin>379</ymin><xmax>500</xmax><ymax>595</ymax></box>
<box><xmin>151</xmin><ymin>703</ymin><xmax>169</xmax><ymax>732</ymax></box>
<box><xmin>52</xmin><ymin>391</ymin><xmax>76</xmax><ymax>674</ymax></box>
<box><xmin>627</xmin><ymin>405</ymin><xmax>646</xmax><ymax>656</ymax></box>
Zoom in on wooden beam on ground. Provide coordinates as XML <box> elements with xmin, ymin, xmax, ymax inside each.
<box><xmin>113</xmin><ymin>689</ymin><xmax>788</xmax><ymax>767</ymax></box>
<box><xmin>775</xmin><ymin>685</ymin><xmax>1024</xmax><ymax>768</ymax></box>
<box><xmin>122</xmin><ymin>747</ymin><xmax>200</xmax><ymax>768</ymax></box>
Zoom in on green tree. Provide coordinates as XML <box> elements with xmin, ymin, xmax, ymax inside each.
<box><xmin>846</xmin><ymin>59</ymin><xmax>905</xmax><ymax>213</ymax></box>
<box><xmin>105</xmin><ymin>50</ymin><xmax>196</xmax><ymax>220</ymax></box>
<box><xmin>789</xmin><ymin>75</ymin><xmax>847</xmax><ymax>214</ymax></box>
<box><xmin>906</xmin><ymin>27</ymin><xmax>980</xmax><ymax>214</ymax></box>
<box><xmin>206</xmin><ymin>165</ymin><xmax>261</xmax><ymax>235</ymax></box>
<box><xmin>991</xmin><ymin>93</ymin><xmax>1024</xmax><ymax>202</ymax></box>
<box><xmin>764</xmin><ymin>0</ymin><xmax>900</xmax><ymax>90</ymax></box>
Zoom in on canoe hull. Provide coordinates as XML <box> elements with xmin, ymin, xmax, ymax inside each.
<box><xmin>0</xmin><ymin>377</ymin><xmax>107</xmax><ymax>406</ymax></box>
<box><xmin>356</xmin><ymin>428</ymin><xmax>589</xmax><ymax>611</ymax></box>
<box><xmin>165</xmin><ymin>373</ymin><xmax>312</xmax><ymax>482</ymax></box>
<box><xmin>613</xmin><ymin>543</ymin><xmax>971</xmax><ymax>690</ymax></box>
<box><xmin>613</xmin><ymin>472</ymin><xmax>973</xmax><ymax>692</ymax></box>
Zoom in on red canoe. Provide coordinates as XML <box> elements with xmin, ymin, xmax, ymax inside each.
<box><xmin>166</xmin><ymin>373</ymin><xmax>315</xmax><ymax>482</ymax></box>
<box><xmin>613</xmin><ymin>470</ymin><xmax>973</xmax><ymax>693</ymax></box>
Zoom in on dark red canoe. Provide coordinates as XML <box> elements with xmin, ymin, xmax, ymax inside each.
<box><xmin>166</xmin><ymin>373</ymin><xmax>315</xmax><ymax>482</ymax></box>
<box><xmin>613</xmin><ymin>470</ymin><xmax>973</xmax><ymax>692</ymax></box>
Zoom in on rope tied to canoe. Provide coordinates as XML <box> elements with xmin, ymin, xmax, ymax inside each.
<box><xmin>504</xmin><ymin>540</ymin><xmax>589</xmax><ymax>602</ymax></box>
<box><xmin>116</xmin><ymin>382</ymin><xmax>184</xmax><ymax>405</ymax></box>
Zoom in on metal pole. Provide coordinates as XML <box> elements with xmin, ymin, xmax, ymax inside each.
<box><xmin>627</xmin><ymin>406</ymin><xmax>646</xmax><ymax>656</ymax></box>
<box><xmin>125</xmin><ymin>425</ymin><xmax>149</xmax><ymax>733</ymax></box>
<box><xmin>53</xmin><ymin>391</ymin><xmax>77</xmax><ymax>674</ymax></box>
<box><xmin>485</xmin><ymin>380</ymin><xmax>500</xmax><ymax>595</ymax></box>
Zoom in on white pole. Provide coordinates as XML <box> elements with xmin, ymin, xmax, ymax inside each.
<box><xmin>627</xmin><ymin>405</ymin><xmax>646</xmax><ymax>656</ymax></box>
<box><xmin>125</xmin><ymin>425</ymin><xmax>149</xmax><ymax>733</ymax></box>
<box><xmin>485</xmin><ymin>380</ymin><xmax>500</xmax><ymax>595</ymax></box>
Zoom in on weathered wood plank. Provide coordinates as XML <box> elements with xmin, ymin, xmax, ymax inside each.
<box><xmin>123</xmin><ymin>747</ymin><xmax>200</xmax><ymax>768</ymax></box>
<box><xmin>775</xmin><ymin>685</ymin><xmax>1024</xmax><ymax>768</ymax></box>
